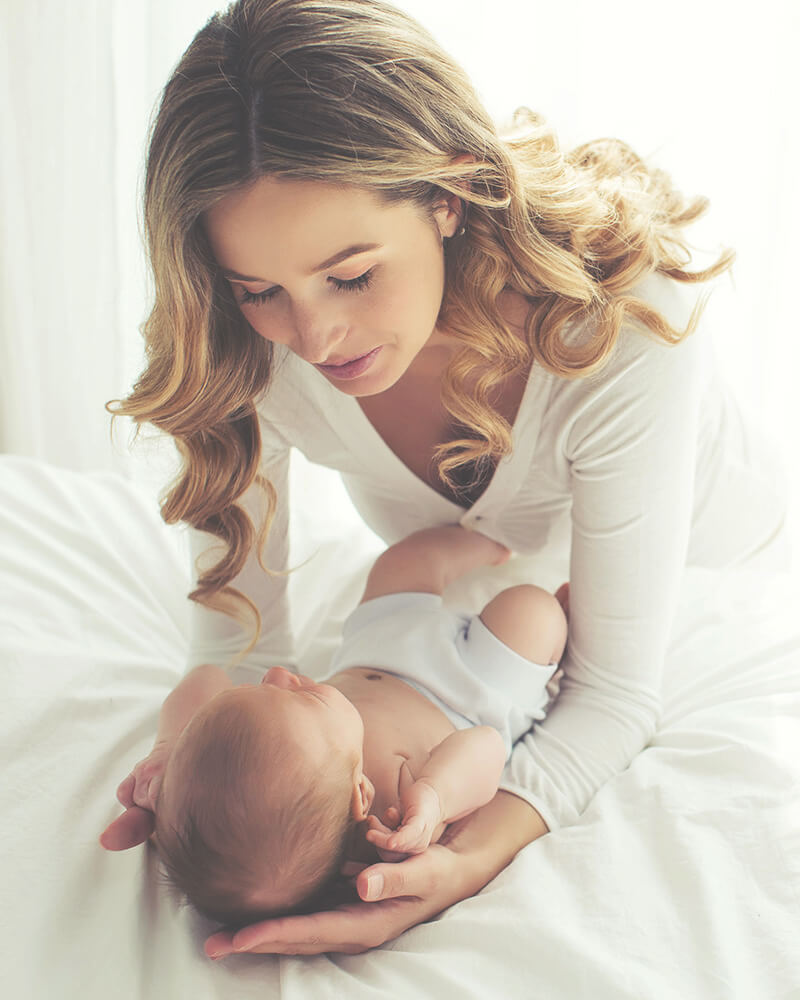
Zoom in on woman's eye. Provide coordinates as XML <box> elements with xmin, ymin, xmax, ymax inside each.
<box><xmin>329</xmin><ymin>268</ymin><xmax>375</xmax><ymax>293</ymax></box>
<box><xmin>240</xmin><ymin>287</ymin><xmax>279</xmax><ymax>306</ymax></box>
<box><xmin>238</xmin><ymin>267</ymin><xmax>375</xmax><ymax>307</ymax></box>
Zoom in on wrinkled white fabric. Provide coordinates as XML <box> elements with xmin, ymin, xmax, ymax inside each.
<box><xmin>2</xmin><ymin>456</ymin><xmax>799</xmax><ymax>1000</ymax></box>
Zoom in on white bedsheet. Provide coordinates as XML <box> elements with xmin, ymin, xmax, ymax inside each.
<box><xmin>1</xmin><ymin>454</ymin><xmax>799</xmax><ymax>1000</ymax></box>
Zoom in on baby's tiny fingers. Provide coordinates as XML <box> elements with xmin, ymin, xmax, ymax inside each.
<box><xmin>365</xmin><ymin>828</ymin><xmax>391</xmax><ymax>848</ymax></box>
<box><xmin>367</xmin><ymin>815</ymin><xmax>392</xmax><ymax>836</ymax></box>
<box><xmin>382</xmin><ymin>806</ymin><xmax>401</xmax><ymax>827</ymax></box>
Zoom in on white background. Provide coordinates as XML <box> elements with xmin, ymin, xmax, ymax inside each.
<box><xmin>1</xmin><ymin>0</ymin><xmax>797</xmax><ymax>557</ymax></box>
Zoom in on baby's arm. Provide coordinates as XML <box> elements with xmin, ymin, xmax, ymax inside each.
<box><xmin>361</xmin><ymin>525</ymin><xmax>510</xmax><ymax>603</ymax></box>
<box><xmin>366</xmin><ymin>726</ymin><xmax>506</xmax><ymax>856</ymax></box>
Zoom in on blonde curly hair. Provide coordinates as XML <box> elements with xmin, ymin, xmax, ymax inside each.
<box><xmin>109</xmin><ymin>0</ymin><xmax>731</xmax><ymax>655</ymax></box>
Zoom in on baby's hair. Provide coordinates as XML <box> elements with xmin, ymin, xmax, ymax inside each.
<box><xmin>154</xmin><ymin>695</ymin><xmax>357</xmax><ymax>926</ymax></box>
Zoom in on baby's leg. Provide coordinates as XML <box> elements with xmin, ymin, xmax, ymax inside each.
<box><xmin>361</xmin><ymin>526</ymin><xmax>510</xmax><ymax>603</ymax></box>
<box><xmin>478</xmin><ymin>585</ymin><xmax>567</xmax><ymax>665</ymax></box>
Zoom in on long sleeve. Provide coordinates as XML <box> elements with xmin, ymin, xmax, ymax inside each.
<box><xmin>499</xmin><ymin>277</ymin><xmax>708</xmax><ymax>829</ymax></box>
<box><xmin>185</xmin><ymin>418</ymin><xmax>294</xmax><ymax>679</ymax></box>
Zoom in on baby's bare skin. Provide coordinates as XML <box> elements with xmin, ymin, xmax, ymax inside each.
<box><xmin>331</xmin><ymin>666</ymin><xmax>459</xmax><ymax>851</ymax></box>
<box><xmin>322</xmin><ymin>525</ymin><xmax>567</xmax><ymax>856</ymax></box>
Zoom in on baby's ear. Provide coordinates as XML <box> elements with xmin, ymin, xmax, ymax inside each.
<box><xmin>351</xmin><ymin>773</ymin><xmax>375</xmax><ymax>821</ymax></box>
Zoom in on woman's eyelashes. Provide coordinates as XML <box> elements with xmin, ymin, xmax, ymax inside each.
<box><xmin>239</xmin><ymin>267</ymin><xmax>375</xmax><ymax>307</ymax></box>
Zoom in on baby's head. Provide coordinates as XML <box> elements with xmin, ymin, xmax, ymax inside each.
<box><xmin>154</xmin><ymin>667</ymin><xmax>373</xmax><ymax>926</ymax></box>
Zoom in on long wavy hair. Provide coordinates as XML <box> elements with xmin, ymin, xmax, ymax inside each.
<box><xmin>109</xmin><ymin>0</ymin><xmax>731</xmax><ymax>654</ymax></box>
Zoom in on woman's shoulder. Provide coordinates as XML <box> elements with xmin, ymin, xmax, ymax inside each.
<box><xmin>533</xmin><ymin>272</ymin><xmax>716</xmax><ymax>448</ymax></box>
<box><xmin>557</xmin><ymin>272</ymin><xmax>712</xmax><ymax>385</ymax></box>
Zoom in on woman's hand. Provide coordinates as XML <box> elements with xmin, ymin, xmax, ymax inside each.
<box><xmin>204</xmin><ymin>791</ymin><xmax>548</xmax><ymax>958</ymax></box>
<box><xmin>99</xmin><ymin>740</ymin><xmax>173</xmax><ymax>851</ymax></box>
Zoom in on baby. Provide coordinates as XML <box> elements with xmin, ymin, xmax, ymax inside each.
<box><xmin>153</xmin><ymin>526</ymin><xmax>567</xmax><ymax>926</ymax></box>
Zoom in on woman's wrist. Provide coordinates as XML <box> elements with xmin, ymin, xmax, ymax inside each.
<box><xmin>441</xmin><ymin>789</ymin><xmax>548</xmax><ymax>882</ymax></box>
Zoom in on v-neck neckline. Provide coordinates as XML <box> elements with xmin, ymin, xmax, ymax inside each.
<box><xmin>319</xmin><ymin>359</ymin><xmax>552</xmax><ymax>520</ymax></box>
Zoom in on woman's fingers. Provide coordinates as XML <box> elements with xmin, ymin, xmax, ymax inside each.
<box><xmin>206</xmin><ymin>898</ymin><xmax>416</xmax><ymax>958</ymax></box>
<box><xmin>133</xmin><ymin>774</ymin><xmax>162</xmax><ymax>812</ymax></box>
<box><xmin>204</xmin><ymin>843</ymin><xmax>481</xmax><ymax>958</ymax></box>
<box><xmin>116</xmin><ymin>773</ymin><xmax>136</xmax><ymax>807</ymax></box>
<box><xmin>99</xmin><ymin>805</ymin><xmax>155</xmax><ymax>851</ymax></box>
<box><xmin>357</xmin><ymin>860</ymin><xmax>411</xmax><ymax>902</ymax></box>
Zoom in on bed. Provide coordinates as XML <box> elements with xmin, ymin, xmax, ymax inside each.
<box><xmin>2</xmin><ymin>452</ymin><xmax>799</xmax><ymax>999</ymax></box>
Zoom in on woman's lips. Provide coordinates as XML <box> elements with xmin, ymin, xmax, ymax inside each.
<box><xmin>316</xmin><ymin>346</ymin><xmax>382</xmax><ymax>380</ymax></box>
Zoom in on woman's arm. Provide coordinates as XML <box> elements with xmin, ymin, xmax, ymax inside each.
<box><xmin>502</xmin><ymin>275</ymin><xmax>709</xmax><ymax>828</ymax></box>
<box><xmin>205</xmin><ymin>790</ymin><xmax>547</xmax><ymax>957</ymax></box>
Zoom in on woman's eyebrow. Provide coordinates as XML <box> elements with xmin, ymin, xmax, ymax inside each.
<box><xmin>310</xmin><ymin>242</ymin><xmax>382</xmax><ymax>274</ymax></box>
<box><xmin>221</xmin><ymin>243</ymin><xmax>382</xmax><ymax>283</ymax></box>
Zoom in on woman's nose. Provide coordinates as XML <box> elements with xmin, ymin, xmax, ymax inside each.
<box><xmin>289</xmin><ymin>303</ymin><xmax>348</xmax><ymax>364</ymax></box>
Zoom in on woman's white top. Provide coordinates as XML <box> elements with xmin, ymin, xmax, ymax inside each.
<box><xmin>186</xmin><ymin>273</ymin><xmax>789</xmax><ymax>830</ymax></box>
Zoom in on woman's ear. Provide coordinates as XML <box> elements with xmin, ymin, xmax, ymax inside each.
<box><xmin>351</xmin><ymin>773</ymin><xmax>375</xmax><ymax>821</ymax></box>
<box><xmin>432</xmin><ymin>193</ymin><xmax>465</xmax><ymax>239</ymax></box>
<box><xmin>432</xmin><ymin>153</ymin><xmax>475</xmax><ymax>239</ymax></box>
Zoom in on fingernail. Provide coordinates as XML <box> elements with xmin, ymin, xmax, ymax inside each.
<box><xmin>365</xmin><ymin>873</ymin><xmax>384</xmax><ymax>900</ymax></box>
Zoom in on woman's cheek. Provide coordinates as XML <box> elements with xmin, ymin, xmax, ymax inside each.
<box><xmin>243</xmin><ymin>308</ymin><xmax>281</xmax><ymax>345</ymax></box>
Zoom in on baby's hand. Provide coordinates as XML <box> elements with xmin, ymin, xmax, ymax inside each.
<box><xmin>365</xmin><ymin>781</ymin><xmax>443</xmax><ymax>859</ymax></box>
<box><xmin>364</xmin><ymin>808</ymin><xmax>408</xmax><ymax>863</ymax></box>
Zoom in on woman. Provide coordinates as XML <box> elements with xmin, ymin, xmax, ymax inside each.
<box><xmin>100</xmin><ymin>0</ymin><xmax>788</xmax><ymax>956</ymax></box>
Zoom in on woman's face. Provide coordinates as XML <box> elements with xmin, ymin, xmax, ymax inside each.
<box><xmin>203</xmin><ymin>177</ymin><xmax>461</xmax><ymax>395</ymax></box>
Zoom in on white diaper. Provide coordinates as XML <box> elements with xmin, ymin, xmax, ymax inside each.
<box><xmin>325</xmin><ymin>591</ymin><xmax>557</xmax><ymax>757</ymax></box>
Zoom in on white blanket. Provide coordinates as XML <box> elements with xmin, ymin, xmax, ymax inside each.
<box><xmin>2</xmin><ymin>454</ymin><xmax>799</xmax><ymax>999</ymax></box>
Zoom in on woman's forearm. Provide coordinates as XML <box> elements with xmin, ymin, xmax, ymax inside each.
<box><xmin>155</xmin><ymin>664</ymin><xmax>233</xmax><ymax>746</ymax></box>
<box><xmin>442</xmin><ymin>789</ymin><xmax>549</xmax><ymax>872</ymax></box>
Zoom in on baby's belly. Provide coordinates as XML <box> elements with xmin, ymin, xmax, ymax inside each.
<box><xmin>331</xmin><ymin>667</ymin><xmax>457</xmax><ymax>816</ymax></box>
<box><xmin>333</xmin><ymin>666</ymin><xmax>456</xmax><ymax>738</ymax></box>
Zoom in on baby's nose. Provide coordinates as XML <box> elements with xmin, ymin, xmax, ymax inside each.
<box><xmin>262</xmin><ymin>665</ymin><xmax>295</xmax><ymax>688</ymax></box>
<box><xmin>262</xmin><ymin>666</ymin><xmax>309</xmax><ymax>689</ymax></box>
